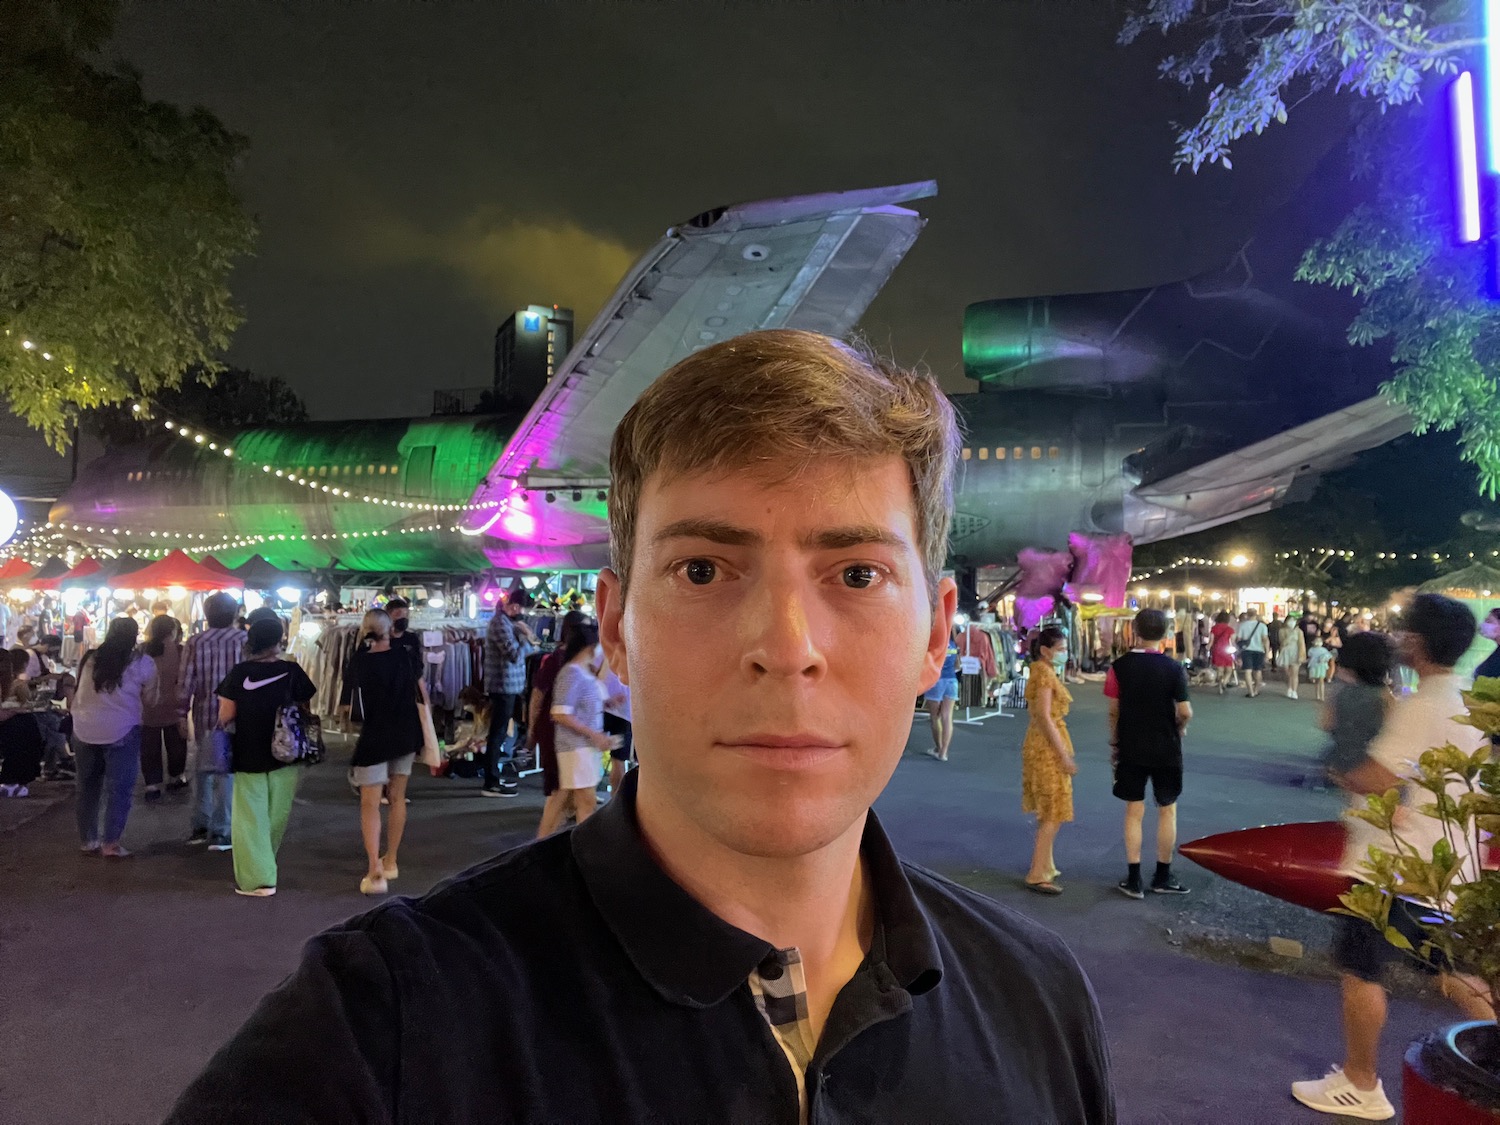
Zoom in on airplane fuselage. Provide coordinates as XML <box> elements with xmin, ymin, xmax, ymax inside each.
<box><xmin>51</xmin><ymin>392</ymin><xmax>1180</xmax><ymax>574</ymax></box>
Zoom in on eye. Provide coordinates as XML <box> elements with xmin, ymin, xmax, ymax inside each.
<box><xmin>682</xmin><ymin>559</ymin><xmax>717</xmax><ymax>586</ymax></box>
<box><xmin>842</xmin><ymin>565</ymin><xmax>881</xmax><ymax>589</ymax></box>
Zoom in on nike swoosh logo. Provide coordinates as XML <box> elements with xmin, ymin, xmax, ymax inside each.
<box><xmin>243</xmin><ymin>673</ymin><xmax>289</xmax><ymax>691</ymax></box>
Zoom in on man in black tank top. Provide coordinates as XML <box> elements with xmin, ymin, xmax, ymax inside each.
<box><xmin>1104</xmin><ymin>609</ymin><xmax>1193</xmax><ymax>899</ymax></box>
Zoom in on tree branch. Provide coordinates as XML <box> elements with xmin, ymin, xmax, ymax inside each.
<box><xmin>1339</xmin><ymin>4</ymin><xmax>1482</xmax><ymax>60</ymax></box>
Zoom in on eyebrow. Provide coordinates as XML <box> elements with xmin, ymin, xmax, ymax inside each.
<box><xmin>651</xmin><ymin>518</ymin><xmax>910</xmax><ymax>553</ymax></box>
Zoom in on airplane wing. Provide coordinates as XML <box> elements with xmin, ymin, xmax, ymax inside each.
<box><xmin>1125</xmin><ymin>395</ymin><xmax>1412</xmax><ymax>544</ymax></box>
<box><xmin>463</xmin><ymin>182</ymin><xmax>936</xmax><ymax>556</ymax></box>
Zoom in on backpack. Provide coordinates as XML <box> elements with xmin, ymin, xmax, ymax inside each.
<box><xmin>269</xmin><ymin>671</ymin><xmax>324</xmax><ymax>765</ymax></box>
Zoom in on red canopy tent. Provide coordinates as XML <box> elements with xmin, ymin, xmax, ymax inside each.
<box><xmin>35</xmin><ymin>557</ymin><xmax>105</xmax><ymax>591</ymax></box>
<box><xmin>0</xmin><ymin>558</ymin><xmax>37</xmax><ymax>585</ymax></box>
<box><xmin>112</xmin><ymin>550</ymin><xmax>243</xmax><ymax>591</ymax></box>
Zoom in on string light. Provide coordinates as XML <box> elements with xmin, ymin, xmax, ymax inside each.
<box><xmin>142</xmin><ymin>406</ymin><xmax>502</xmax><ymax>514</ymax></box>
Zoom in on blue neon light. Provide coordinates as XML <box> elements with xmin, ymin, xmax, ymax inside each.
<box><xmin>522</xmin><ymin>312</ymin><xmax>541</xmax><ymax>332</ymax></box>
<box><xmin>1486</xmin><ymin>0</ymin><xmax>1500</xmax><ymax>172</ymax></box>
<box><xmin>1453</xmin><ymin>72</ymin><xmax>1483</xmax><ymax>243</ymax></box>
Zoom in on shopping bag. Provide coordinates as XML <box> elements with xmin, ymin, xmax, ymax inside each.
<box><xmin>417</xmin><ymin>702</ymin><xmax>442</xmax><ymax>771</ymax></box>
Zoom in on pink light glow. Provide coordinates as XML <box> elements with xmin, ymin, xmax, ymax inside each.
<box><xmin>501</xmin><ymin>510</ymin><xmax>537</xmax><ymax>539</ymax></box>
<box><xmin>482</xmin><ymin>588</ymin><xmax>499</xmax><ymax>603</ymax></box>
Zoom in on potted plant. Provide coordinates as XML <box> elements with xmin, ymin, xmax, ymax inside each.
<box><xmin>1340</xmin><ymin>676</ymin><xmax>1500</xmax><ymax>1122</ymax></box>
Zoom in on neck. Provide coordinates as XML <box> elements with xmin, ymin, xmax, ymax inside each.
<box><xmin>1137</xmin><ymin>642</ymin><xmax>1164</xmax><ymax>652</ymax></box>
<box><xmin>634</xmin><ymin>770</ymin><xmax>874</xmax><ymax>1037</ymax></box>
<box><xmin>1411</xmin><ymin>658</ymin><xmax>1451</xmax><ymax>679</ymax></box>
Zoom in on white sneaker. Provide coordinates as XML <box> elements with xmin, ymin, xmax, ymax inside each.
<box><xmin>234</xmin><ymin>886</ymin><xmax>276</xmax><ymax>898</ymax></box>
<box><xmin>1291</xmin><ymin>1066</ymin><xmax>1393</xmax><ymax>1120</ymax></box>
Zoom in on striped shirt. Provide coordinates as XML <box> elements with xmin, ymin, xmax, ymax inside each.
<box><xmin>178</xmin><ymin>626</ymin><xmax>246</xmax><ymax>735</ymax></box>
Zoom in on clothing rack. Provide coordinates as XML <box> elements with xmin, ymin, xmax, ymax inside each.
<box><xmin>953</xmin><ymin>624</ymin><xmax>1010</xmax><ymax>724</ymax></box>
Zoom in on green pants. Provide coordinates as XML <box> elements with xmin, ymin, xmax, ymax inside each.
<box><xmin>231</xmin><ymin>767</ymin><xmax>300</xmax><ymax>891</ymax></box>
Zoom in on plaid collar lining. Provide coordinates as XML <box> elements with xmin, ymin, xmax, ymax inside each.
<box><xmin>748</xmin><ymin>947</ymin><xmax>814</xmax><ymax>1071</ymax></box>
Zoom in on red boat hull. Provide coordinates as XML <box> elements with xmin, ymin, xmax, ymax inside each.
<box><xmin>1178</xmin><ymin>821</ymin><xmax>1354</xmax><ymax>913</ymax></box>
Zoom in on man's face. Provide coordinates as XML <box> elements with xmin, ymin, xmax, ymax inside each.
<box><xmin>389</xmin><ymin>607</ymin><xmax>408</xmax><ymax>630</ymax></box>
<box><xmin>598</xmin><ymin>455</ymin><xmax>955</xmax><ymax>860</ymax></box>
<box><xmin>503</xmin><ymin>598</ymin><xmax>524</xmax><ymax>619</ymax></box>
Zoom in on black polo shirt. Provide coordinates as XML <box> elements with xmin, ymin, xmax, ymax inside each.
<box><xmin>165</xmin><ymin>771</ymin><xmax>1114</xmax><ymax>1124</ymax></box>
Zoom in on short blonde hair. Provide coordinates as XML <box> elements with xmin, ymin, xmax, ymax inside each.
<box><xmin>359</xmin><ymin>608</ymin><xmax>392</xmax><ymax>647</ymax></box>
<box><xmin>609</xmin><ymin>329</ymin><xmax>960</xmax><ymax>595</ymax></box>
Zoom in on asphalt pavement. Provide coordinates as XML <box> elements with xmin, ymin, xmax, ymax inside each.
<box><xmin>0</xmin><ymin>679</ymin><xmax>1459</xmax><ymax>1124</ymax></box>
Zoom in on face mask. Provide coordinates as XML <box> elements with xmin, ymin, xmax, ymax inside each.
<box><xmin>392</xmin><ymin>618</ymin><xmax>408</xmax><ymax>634</ymax></box>
<box><xmin>1483</xmin><ymin>620</ymin><xmax>1500</xmax><ymax>641</ymax></box>
<box><xmin>1052</xmin><ymin>650</ymin><xmax>1068</xmax><ymax>671</ymax></box>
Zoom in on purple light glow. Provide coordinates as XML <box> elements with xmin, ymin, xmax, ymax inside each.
<box><xmin>1487</xmin><ymin>1</ymin><xmax>1500</xmax><ymax>173</ymax></box>
<box><xmin>1452</xmin><ymin>72</ymin><xmax>1483</xmax><ymax>243</ymax></box>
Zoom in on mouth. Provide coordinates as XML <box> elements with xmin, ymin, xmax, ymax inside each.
<box><xmin>717</xmin><ymin>734</ymin><xmax>846</xmax><ymax>769</ymax></box>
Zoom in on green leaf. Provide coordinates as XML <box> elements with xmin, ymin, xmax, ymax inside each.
<box><xmin>1384</xmin><ymin>925</ymin><xmax>1415</xmax><ymax>952</ymax></box>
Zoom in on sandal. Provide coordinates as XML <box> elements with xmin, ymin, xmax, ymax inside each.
<box><xmin>1025</xmin><ymin>880</ymin><xmax>1063</xmax><ymax>896</ymax></box>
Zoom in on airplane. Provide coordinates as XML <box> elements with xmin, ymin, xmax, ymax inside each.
<box><xmin>45</xmin><ymin>179</ymin><xmax>1410</xmax><ymax>589</ymax></box>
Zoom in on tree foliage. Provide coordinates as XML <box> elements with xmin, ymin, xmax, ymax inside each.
<box><xmin>89</xmin><ymin>368</ymin><xmax>309</xmax><ymax>448</ymax></box>
<box><xmin>0</xmin><ymin>0</ymin><xmax>257</xmax><ymax>447</ymax></box>
<box><xmin>1120</xmin><ymin>1</ymin><xmax>1477</xmax><ymax>172</ymax></box>
<box><xmin>1123</xmin><ymin>2</ymin><xmax>1500</xmax><ymax>497</ymax></box>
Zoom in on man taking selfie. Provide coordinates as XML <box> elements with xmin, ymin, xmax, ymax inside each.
<box><xmin>166</xmin><ymin>329</ymin><xmax>1113</xmax><ymax>1124</ymax></box>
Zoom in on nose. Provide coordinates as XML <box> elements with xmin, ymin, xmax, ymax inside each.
<box><xmin>740</xmin><ymin>574</ymin><xmax>826</xmax><ymax>682</ymax></box>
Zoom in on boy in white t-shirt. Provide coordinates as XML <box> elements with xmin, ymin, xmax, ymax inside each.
<box><xmin>1292</xmin><ymin>595</ymin><xmax>1496</xmax><ymax>1120</ymax></box>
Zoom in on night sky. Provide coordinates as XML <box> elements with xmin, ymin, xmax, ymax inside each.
<box><xmin>111</xmin><ymin>0</ymin><xmax>1353</xmax><ymax>420</ymax></box>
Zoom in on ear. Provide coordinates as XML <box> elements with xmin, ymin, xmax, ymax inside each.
<box><xmin>920</xmin><ymin>577</ymin><xmax>959</xmax><ymax>685</ymax></box>
<box><xmin>596</xmin><ymin>568</ymin><xmax>629</xmax><ymax>686</ymax></box>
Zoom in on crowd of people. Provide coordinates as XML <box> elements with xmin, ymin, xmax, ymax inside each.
<box><xmin>1202</xmin><ymin>606</ymin><xmax>1346</xmax><ymax>700</ymax></box>
<box><xmin>0</xmin><ymin>581</ymin><xmax>638</xmax><ymax>898</ymax></box>
<box><xmin>990</xmin><ymin>592</ymin><xmax>1495</xmax><ymax>1121</ymax></box>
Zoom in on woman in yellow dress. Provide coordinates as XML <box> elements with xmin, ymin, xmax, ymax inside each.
<box><xmin>1022</xmin><ymin>626</ymin><xmax>1077</xmax><ymax>894</ymax></box>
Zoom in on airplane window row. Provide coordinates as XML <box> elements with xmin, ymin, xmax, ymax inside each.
<box><xmin>127</xmin><ymin>464</ymin><xmax>402</xmax><ymax>482</ymax></box>
<box><xmin>292</xmin><ymin>464</ymin><xmax>400</xmax><ymax>477</ymax></box>
<box><xmin>960</xmin><ymin>446</ymin><xmax>1060</xmax><ymax>462</ymax></box>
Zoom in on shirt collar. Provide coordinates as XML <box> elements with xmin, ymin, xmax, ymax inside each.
<box><xmin>572</xmin><ymin>770</ymin><xmax>944</xmax><ymax>1008</ymax></box>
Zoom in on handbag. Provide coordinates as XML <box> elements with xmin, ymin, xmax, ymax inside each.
<box><xmin>417</xmin><ymin>701</ymin><xmax>442</xmax><ymax>771</ymax></box>
<box><xmin>210</xmin><ymin>725</ymin><xmax>234</xmax><ymax>773</ymax></box>
<box><xmin>270</xmin><ymin>671</ymin><xmax>324</xmax><ymax>766</ymax></box>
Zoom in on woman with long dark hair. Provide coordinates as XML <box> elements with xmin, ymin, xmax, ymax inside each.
<box><xmin>527</xmin><ymin>609</ymin><xmax>587</xmax><ymax>808</ymax></box>
<box><xmin>72</xmin><ymin>617</ymin><xmax>158</xmax><ymax>857</ymax></box>
<box><xmin>536</xmin><ymin>620</ymin><xmax>610</xmax><ymax>837</ymax></box>
<box><xmin>349</xmin><ymin>609</ymin><xmax>425</xmax><ymax>896</ymax></box>
<box><xmin>1020</xmin><ymin>626</ymin><xmax>1076</xmax><ymax>894</ymax></box>
<box><xmin>140</xmin><ymin>613</ymin><xmax>187</xmax><ymax>800</ymax></box>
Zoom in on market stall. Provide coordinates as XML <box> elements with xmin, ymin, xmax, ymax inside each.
<box><xmin>112</xmin><ymin>549</ymin><xmax>243</xmax><ymax>626</ymax></box>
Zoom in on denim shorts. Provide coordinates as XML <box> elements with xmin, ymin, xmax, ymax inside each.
<box><xmin>923</xmin><ymin>678</ymin><xmax>960</xmax><ymax>702</ymax></box>
<box><xmin>351</xmin><ymin>753</ymin><xmax>415</xmax><ymax>787</ymax></box>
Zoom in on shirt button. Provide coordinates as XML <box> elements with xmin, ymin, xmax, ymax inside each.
<box><xmin>758</xmin><ymin>955</ymin><xmax>783</xmax><ymax>981</ymax></box>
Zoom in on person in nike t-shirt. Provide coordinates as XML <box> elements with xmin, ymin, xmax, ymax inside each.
<box><xmin>216</xmin><ymin>618</ymin><xmax>317</xmax><ymax>897</ymax></box>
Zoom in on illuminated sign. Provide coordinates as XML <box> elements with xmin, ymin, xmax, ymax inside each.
<box><xmin>1452</xmin><ymin>71</ymin><xmax>1483</xmax><ymax>243</ymax></box>
<box><xmin>523</xmin><ymin>312</ymin><xmax>541</xmax><ymax>332</ymax></box>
